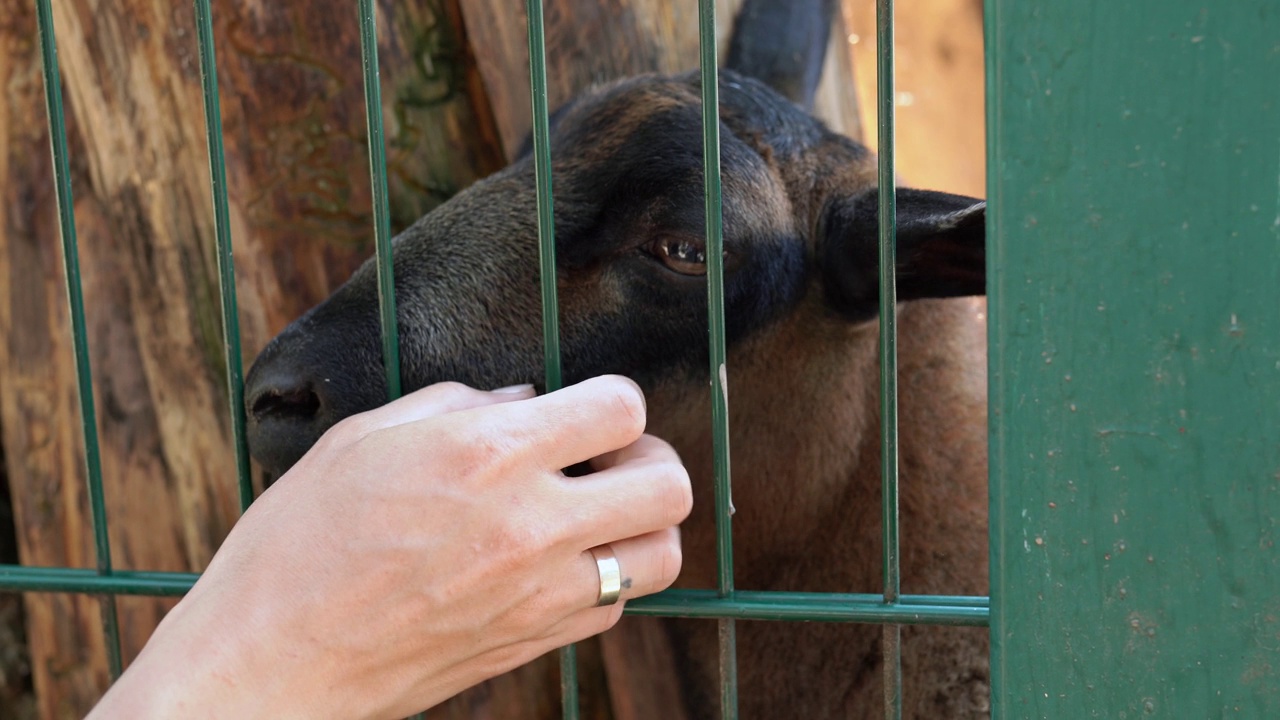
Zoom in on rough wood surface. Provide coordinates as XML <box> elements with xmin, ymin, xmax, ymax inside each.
<box><xmin>1</xmin><ymin>1</ymin><xmax>127</xmax><ymax>713</ymax></box>
<box><xmin>461</xmin><ymin>0</ymin><xmax>863</xmax><ymax>160</ymax></box>
<box><xmin>1</xmin><ymin>1</ymin><xmax>500</xmax><ymax>716</ymax></box>
<box><xmin>844</xmin><ymin>0</ymin><xmax>985</xmax><ymax>195</ymax></box>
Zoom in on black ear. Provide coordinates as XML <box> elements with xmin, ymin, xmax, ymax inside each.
<box><xmin>819</xmin><ymin>188</ymin><xmax>986</xmax><ymax>322</ymax></box>
<box><xmin>726</xmin><ymin>0</ymin><xmax>837</xmax><ymax>111</ymax></box>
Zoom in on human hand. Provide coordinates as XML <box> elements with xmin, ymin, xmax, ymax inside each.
<box><xmin>88</xmin><ymin>375</ymin><xmax>690</xmax><ymax>719</ymax></box>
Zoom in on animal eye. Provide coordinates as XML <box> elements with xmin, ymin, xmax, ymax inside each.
<box><xmin>649</xmin><ymin>237</ymin><xmax>708</xmax><ymax>276</ymax></box>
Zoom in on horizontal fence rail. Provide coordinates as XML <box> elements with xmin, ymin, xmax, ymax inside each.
<box><xmin>0</xmin><ymin>565</ymin><xmax>989</xmax><ymax>626</ymax></box>
<box><xmin>11</xmin><ymin>0</ymin><xmax>989</xmax><ymax>717</ymax></box>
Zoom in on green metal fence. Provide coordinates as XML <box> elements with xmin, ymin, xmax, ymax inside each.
<box><xmin>8</xmin><ymin>0</ymin><xmax>992</xmax><ymax>718</ymax></box>
<box><xmin>8</xmin><ymin>0</ymin><xmax>1275</xmax><ymax>717</ymax></box>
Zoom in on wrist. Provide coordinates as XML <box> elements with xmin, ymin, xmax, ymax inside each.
<box><xmin>87</xmin><ymin>581</ymin><xmax>341</xmax><ymax>719</ymax></box>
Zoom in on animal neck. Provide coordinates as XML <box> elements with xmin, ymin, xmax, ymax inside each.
<box><xmin>646</xmin><ymin>293</ymin><xmax>880</xmax><ymax>590</ymax></box>
<box><xmin>646</xmin><ymin>296</ymin><xmax>988</xmax><ymax>594</ymax></box>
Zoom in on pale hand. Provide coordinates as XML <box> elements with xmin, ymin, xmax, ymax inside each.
<box><xmin>87</xmin><ymin>375</ymin><xmax>690</xmax><ymax>719</ymax></box>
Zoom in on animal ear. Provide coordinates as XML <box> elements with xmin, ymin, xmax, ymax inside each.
<box><xmin>725</xmin><ymin>0</ymin><xmax>837</xmax><ymax>111</ymax></box>
<box><xmin>818</xmin><ymin>187</ymin><xmax>986</xmax><ymax>322</ymax></box>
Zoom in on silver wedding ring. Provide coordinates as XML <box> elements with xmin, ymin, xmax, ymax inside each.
<box><xmin>590</xmin><ymin>545</ymin><xmax>622</xmax><ymax>607</ymax></box>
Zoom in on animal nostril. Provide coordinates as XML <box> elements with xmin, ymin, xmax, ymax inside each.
<box><xmin>250</xmin><ymin>385</ymin><xmax>321</xmax><ymax>422</ymax></box>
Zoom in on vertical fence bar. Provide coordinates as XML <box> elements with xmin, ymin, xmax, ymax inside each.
<box><xmin>524</xmin><ymin>1</ymin><xmax>572</xmax><ymax>716</ymax></box>
<box><xmin>696</xmin><ymin>1</ymin><xmax>738</xmax><ymax>717</ymax></box>
<box><xmin>193</xmin><ymin>0</ymin><xmax>253</xmax><ymax>511</ymax></box>
<box><xmin>33</xmin><ymin>0</ymin><xmax>123</xmax><ymax>679</ymax></box>
<box><xmin>875</xmin><ymin>0</ymin><xmax>901</xmax><ymax>718</ymax></box>
<box><xmin>526</xmin><ymin>0</ymin><xmax>564</xmax><ymax>395</ymax></box>
<box><xmin>357</xmin><ymin>0</ymin><xmax>403</xmax><ymax>402</ymax></box>
<box><xmin>357</xmin><ymin>3</ymin><xmax>412</xmax><ymax>718</ymax></box>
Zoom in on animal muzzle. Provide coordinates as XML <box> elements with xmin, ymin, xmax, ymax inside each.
<box><xmin>244</xmin><ymin>315</ymin><xmax>385</xmax><ymax>478</ymax></box>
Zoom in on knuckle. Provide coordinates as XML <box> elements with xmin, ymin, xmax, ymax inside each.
<box><xmin>603</xmin><ymin>379</ymin><xmax>646</xmax><ymax>437</ymax></box>
<box><xmin>658</xmin><ymin>461</ymin><xmax>694</xmax><ymax>525</ymax></box>
<box><xmin>325</xmin><ymin>413</ymin><xmax>378</xmax><ymax>446</ymax></box>
<box><xmin>408</xmin><ymin>381</ymin><xmax>485</xmax><ymax>417</ymax></box>
<box><xmin>436</xmin><ymin>422</ymin><xmax>521</xmax><ymax>479</ymax></box>
<box><xmin>422</xmin><ymin>380</ymin><xmax>474</xmax><ymax>404</ymax></box>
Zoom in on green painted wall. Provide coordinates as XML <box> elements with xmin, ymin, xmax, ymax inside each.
<box><xmin>987</xmin><ymin>1</ymin><xmax>1280</xmax><ymax>717</ymax></box>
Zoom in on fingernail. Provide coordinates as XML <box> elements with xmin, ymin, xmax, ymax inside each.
<box><xmin>492</xmin><ymin>384</ymin><xmax>535</xmax><ymax>394</ymax></box>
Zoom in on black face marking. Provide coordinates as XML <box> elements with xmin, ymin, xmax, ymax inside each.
<box><xmin>243</xmin><ymin>73</ymin><xmax>826</xmax><ymax>475</ymax></box>
<box><xmin>242</xmin><ymin>70</ymin><xmax>957</xmax><ymax>478</ymax></box>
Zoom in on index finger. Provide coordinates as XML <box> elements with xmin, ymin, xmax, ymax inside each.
<box><xmin>449</xmin><ymin>375</ymin><xmax>649</xmax><ymax>472</ymax></box>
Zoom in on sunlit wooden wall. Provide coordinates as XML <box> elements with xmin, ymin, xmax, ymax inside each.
<box><xmin>841</xmin><ymin>0</ymin><xmax>985</xmax><ymax>198</ymax></box>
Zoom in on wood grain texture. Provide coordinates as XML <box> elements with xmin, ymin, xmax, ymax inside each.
<box><xmin>845</xmin><ymin>0</ymin><xmax>984</xmax><ymax>195</ymax></box>
<box><xmin>2</xmin><ymin>2</ymin><xmax>126</xmax><ymax>713</ymax></box>
<box><xmin>460</xmin><ymin>0</ymin><xmax>863</xmax><ymax>160</ymax></box>
<box><xmin>1</xmin><ymin>1</ymin><xmax>499</xmax><ymax>716</ymax></box>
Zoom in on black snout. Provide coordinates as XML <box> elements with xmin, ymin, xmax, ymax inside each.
<box><xmin>244</xmin><ymin>361</ymin><xmax>334</xmax><ymax>479</ymax></box>
<box><xmin>248</xmin><ymin>374</ymin><xmax>322</xmax><ymax>424</ymax></box>
<box><xmin>244</xmin><ymin>308</ymin><xmax>387</xmax><ymax>478</ymax></box>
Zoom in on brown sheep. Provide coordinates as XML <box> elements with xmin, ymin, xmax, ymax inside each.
<box><xmin>244</xmin><ymin>0</ymin><xmax>989</xmax><ymax>715</ymax></box>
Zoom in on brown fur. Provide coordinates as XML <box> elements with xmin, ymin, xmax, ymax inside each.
<box><xmin>622</xmin><ymin>295</ymin><xmax>989</xmax><ymax>718</ymax></box>
<box><xmin>244</xmin><ymin>6</ymin><xmax>991</xmax><ymax>714</ymax></box>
